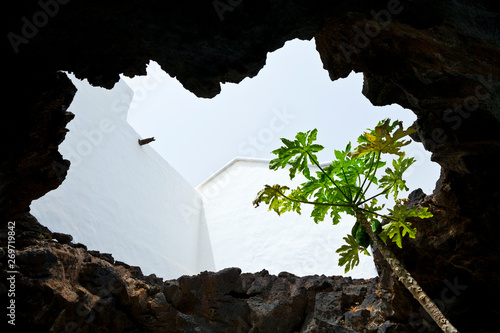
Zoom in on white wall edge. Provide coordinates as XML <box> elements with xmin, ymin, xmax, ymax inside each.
<box><xmin>196</xmin><ymin>157</ymin><xmax>332</xmax><ymax>190</ymax></box>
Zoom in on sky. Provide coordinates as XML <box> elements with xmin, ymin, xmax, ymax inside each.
<box><xmin>121</xmin><ymin>38</ymin><xmax>441</xmax><ymax>195</ymax></box>
<box><xmin>30</xmin><ymin>77</ymin><xmax>215</xmax><ymax>279</ymax></box>
<box><xmin>29</xmin><ymin>37</ymin><xmax>442</xmax><ymax>279</ymax></box>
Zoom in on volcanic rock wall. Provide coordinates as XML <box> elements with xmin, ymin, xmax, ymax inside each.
<box><xmin>3</xmin><ymin>0</ymin><xmax>499</xmax><ymax>332</ymax></box>
<box><xmin>4</xmin><ymin>215</ymin><xmax>399</xmax><ymax>332</ymax></box>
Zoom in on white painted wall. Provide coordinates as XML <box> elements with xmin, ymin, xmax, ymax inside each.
<box><xmin>197</xmin><ymin>158</ymin><xmax>378</xmax><ymax>278</ymax></box>
<box><xmin>30</xmin><ymin>75</ymin><xmax>215</xmax><ymax>279</ymax></box>
<box><xmin>29</xmin><ymin>73</ymin><xmax>378</xmax><ymax>280</ymax></box>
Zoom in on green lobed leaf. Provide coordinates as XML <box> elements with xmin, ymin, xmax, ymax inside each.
<box><xmin>253</xmin><ymin>184</ymin><xmax>290</xmax><ymax>214</ymax></box>
<box><xmin>348</xmin><ymin>119</ymin><xmax>417</xmax><ymax>158</ymax></box>
<box><xmin>379</xmin><ymin>200</ymin><xmax>433</xmax><ymax>248</ymax></box>
<box><xmin>336</xmin><ymin>234</ymin><xmax>371</xmax><ymax>273</ymax></box>
<box><xmin>270</xmin><ymin>129</ymin><xmax>324</xmax><ymax>180</ymax></box>
<box><xmin>378</xmin><ymin>155</ymin><xmax>416</xmax><ymax>200</ymax></box>
<box><xmin>257</xmin><ymin>121</ymin><xmax>427</xmax><ymax>260</ymax></box>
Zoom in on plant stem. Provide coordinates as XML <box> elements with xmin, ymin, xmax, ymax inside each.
<box><xmin>354</xmin><ymin>152</ymin><xmax>376</xmax><ymax>203</ymax></box>
<box><xmin>340</xmin><ymin>167</ymin><xmax>353</xmax><ymax>202</ymax></box>
<box><xmin>356</xmin><ymin>183</ymin><xmax>394</xmax><ymax>207</ymax></box>
<box><xmin>277</xmin><ymin>190</ymin><xmax>353</xmax><ymax>208</ymax></box>
<box><xmin>356</xmin><ymin>151</ymin><xmax>381</xmax><ymax>205</ymax></box>
<box><xmin>355</xmin><ymin>206</ymin><xmax>398</xmax><ymax>223</ymax></box>
<box><xmin>354</xmin><ymin>209</ymin><xmax>459</xmax><ymax>333</ymax></box>
<box><xmin>305</xmin><ymin>151</ymin><xmax>350</xmax><ymax>202</ymax></box>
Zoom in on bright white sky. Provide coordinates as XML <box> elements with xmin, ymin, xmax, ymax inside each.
<box><xmin>121</xmin><ymin>38</ymin><xmax>440</xmax><ymax>195</ymax></box>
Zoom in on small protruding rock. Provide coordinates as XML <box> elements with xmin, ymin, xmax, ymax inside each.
<box><xmin>52</xmin><ymin>232</ymin><xmax>73</xmax><ymax>244</ymax></box>
<box><xmin>138</xmin><ymin>137</ymin><xmax>155</xmax><ymax>145</ymax></box>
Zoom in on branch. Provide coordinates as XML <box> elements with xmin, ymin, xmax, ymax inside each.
<box><xmin>340</xmin><ymin>166</ymin><xmax>354</xmax><ymax>201</ymax></box>
<box><xmin>356</xmin><ymin>151</ymin><xmax>381</xmax><ymax>205</ymax></box>
<box><xmin>277</xmin><ymin>189</ymin><xmax>353</xmax><ymax>209</ymax></box>
<box><xmin>355</xmin><ymin>206</ymin><xmax>398</xmax><ymax>223</ymax></box>
<box><xmin>305</xmin><ymin>151</ymin><xmax>350</xmax><ymax>202</ymax></box>
<box><xmin>353</xmin><ymin>152</ymin><xmax>376</xmax><ymax>203</ymax></box>
<box><xmin>354</xmin><ymin>209</ymin><xmax>459</xmax><ymax>333</ymax></box>
<box><xmin>356</xmin><ymin>182</ymin><xmax>395</xmax><ymax>207</ymax></box>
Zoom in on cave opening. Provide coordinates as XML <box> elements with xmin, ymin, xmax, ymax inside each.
<box><xmin>30</xmin><ymin>38</ymin><xmax>440</xmax><ymax>281</ymax></box>
<box><xmin>7</xmin><ymin>1</ymin><xmax>498</xmax><ymax>330</ymax></box>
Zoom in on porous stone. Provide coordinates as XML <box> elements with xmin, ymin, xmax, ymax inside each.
<box><xmin>3</xmin><ymin>1</ymin><xmax>499</xmax><ymax>331</ymax></box>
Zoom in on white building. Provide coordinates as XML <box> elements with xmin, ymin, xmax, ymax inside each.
<box><xmin>30</xmin><ymin>75</ymin><xmax>215</xmax><ymax>279</ymax></box>
<box><xmin>196</xmin><ymin>158</ymin><xmax>377</xmax><ymax>278</ymax></box>
<box><xmin>30</xmin><ymin>74</ymin><xmax>377</xmax><ymax>280</ymax></box>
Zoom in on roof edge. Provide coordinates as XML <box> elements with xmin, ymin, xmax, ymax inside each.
<box><xmin>196</xmin><ymin>157</ymin><xmax>331</xmax><ymax>189</ymax></box>
<box><xmin>196</xmin><ymin>157</ymin><xmax>270</xmax><ymax>189</ymax></box>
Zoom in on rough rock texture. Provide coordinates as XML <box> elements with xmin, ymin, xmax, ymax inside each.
<box><xmin>3</xmin><ymin>0</ymin><xmax>500</xmax><ymax>332</ymax></box>
<box><xmin>313</xmin><ymin>3</ymin><xmax>500</xmax><ymax>330</ymax></box>
<box><xmin>2</xmin><ymin>215</ymin><xmax>404</xmax><ymax>333</ymax></box>
<box><xmin>0</xmin><ymin>71</ymin><xmax>75</xmax><ymax>223</ymax></box>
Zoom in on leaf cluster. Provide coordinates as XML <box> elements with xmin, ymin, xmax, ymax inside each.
<box><xmin>253</xmin><ymin>119</ymin><xmax>432</xmax><ymax>272</ymax></box>
<box><xmin>379</xmin><ymin>199</ymin><xmax>433</xmax><ymax>248</ymax></box>
<box><xmin>336</xmin><ymin>234</ymin><xmax>371</xmax><ymax>274</ymax></box>
<box><xmin>348</xmin><ymin>119</ymin><xmax>416</xmax><ymax>158</ymax></box>
<box><xmin>269</xmin><ymin>129</ymin><xmax>323</xmax><ymax>180</ymax></box>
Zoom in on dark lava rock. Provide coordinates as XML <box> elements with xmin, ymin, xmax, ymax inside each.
<box><xmin>3</xmin><ymin>1</ymin><xmax>499</xmax><ymax>332</ymax></box>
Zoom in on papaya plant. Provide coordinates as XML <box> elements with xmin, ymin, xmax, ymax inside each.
<box><xmin>253</xmin><ymin>119</ymin><xmax>458</xmax><ymax>333</ymax></box>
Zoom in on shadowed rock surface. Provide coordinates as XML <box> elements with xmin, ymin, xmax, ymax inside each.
<box><xmin>2</xmin><ymin>214</ymin><xmax>403</xmax><ymax>332</ymax></box>
<box><xmin>2</xmin><ymin>0</ymin><xmax>499</xmax><ymax>331</ymax></box>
